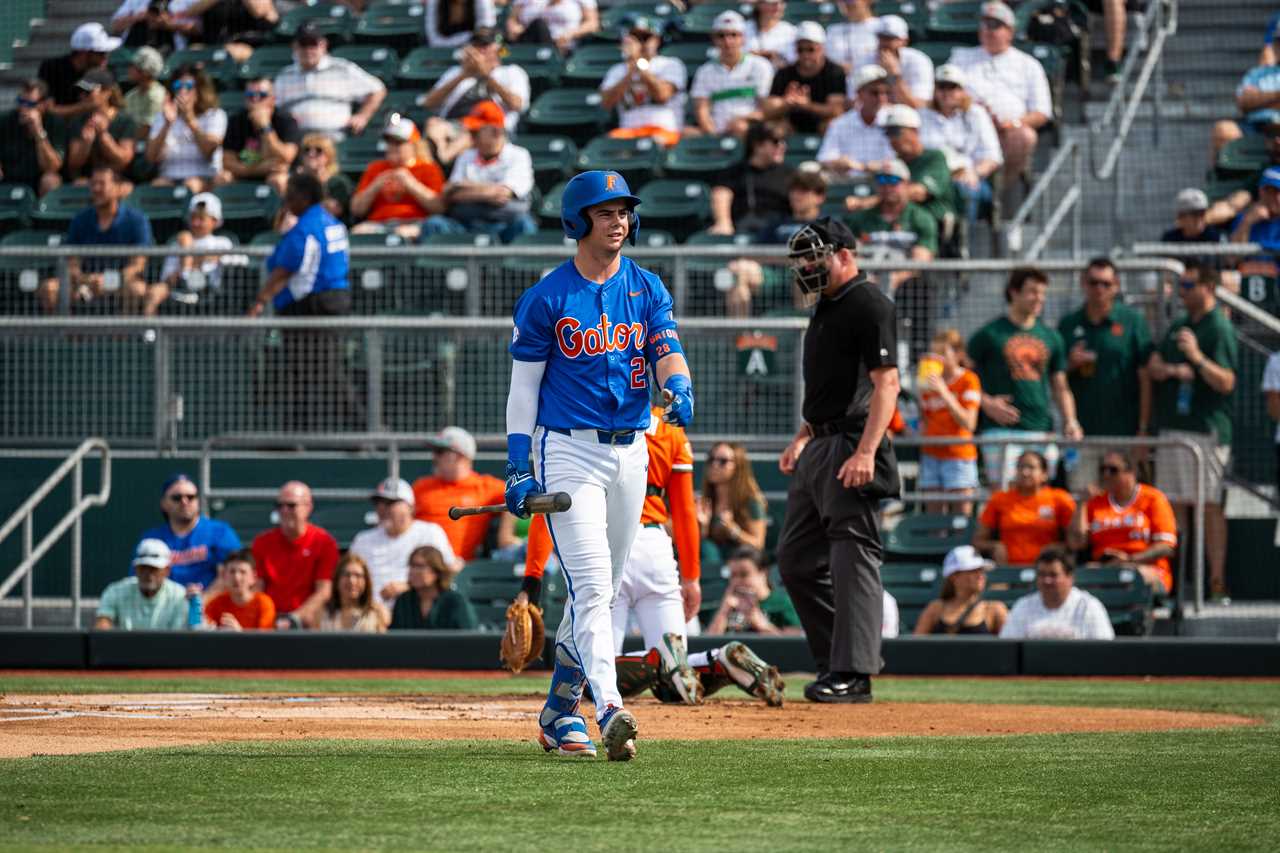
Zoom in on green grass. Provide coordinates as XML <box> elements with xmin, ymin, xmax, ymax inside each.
<box><xmin>3</xmin><ymin>677</ymin><xmax>1280</xmax><ymax>851</ymax></box>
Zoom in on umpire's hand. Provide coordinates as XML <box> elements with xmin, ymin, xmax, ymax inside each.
<box><xmin>837</xmin><ymin>449</ymin><xmax>876</xmax><ymax>488</ymax></box>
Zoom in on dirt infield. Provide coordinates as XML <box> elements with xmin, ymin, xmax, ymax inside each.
<box><xmin>0</xmin><ymin>692</ymin><xmax>1257</xmax><ymax>758</ymax></box>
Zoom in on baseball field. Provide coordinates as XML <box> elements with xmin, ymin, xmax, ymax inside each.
<box><xmin>2</xmin><ymin>670</ymin><xmax>1278</xmax><ymax>852</ymax></box>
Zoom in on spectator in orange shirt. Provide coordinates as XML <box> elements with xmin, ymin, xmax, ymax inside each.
<box><xmin>1068</xmin><ymin>450</ymin><xmax>1178</xmax><ymax>594</ymax></box>
<box><xmin>413</xmin><ymin>426</ymin><xmax>518</xmax><ymax>560</ymax></box>
<box><xmin>203</xmin><ymin>549</ymin><xmax>276</xmax><ymax>630</ymax></box>
<box><xmin>917</xmin><ymin>328</ymin><xmax>981</xmax><ymax>515</ymax></box>
<box><xmin>251</xmin><ymin>480</ymin><xmax>340</xmax><ymax>629</ymax></box>
<box><xmin>972</xmin><ymin>450</ymin><xmax>1075</xmax><ymax>566</ymax></box>
<box><xmin>349</xmin><ymin>112</ymin><xmax>445</xmax><ymax>239</ymax></box>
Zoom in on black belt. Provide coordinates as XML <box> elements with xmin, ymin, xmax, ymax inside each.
<box><xmin>547</xmin><ymin>427</ymin><xmax>637</xmax><ymax>446</ymax></box>
<box><xmin>809</xmin><ymin>417</ymin><xmax>864</xmax><ymax>438</ymax></box>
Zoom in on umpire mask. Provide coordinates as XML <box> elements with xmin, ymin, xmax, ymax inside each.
<box><xmin>787</xmin><ymin>217</ymin><xmax>857</xmax><ymax>295</ymax></box>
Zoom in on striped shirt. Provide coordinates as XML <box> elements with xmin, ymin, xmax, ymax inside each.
<box><xmin>274</xmin><ymin>56</ymin><xmax>386</xmax><ymax>137</ymax></box>
<box><xmin>921</xmin><ymin>104</ymin><xmax>1004</xmax><ymax>170</ymax></box>
<box><xmin>947</xmin><ymin>45</ymin><xmax>1052</xmax><ymax>123</ymax></box>
<box><xmin>148</xmin><ymin>109</ymin><xmax>227</xmax><ymax>181</ymax></box>
<box><xmin>449</xmin><ymin>142</ymin><xmax>535</xmax><ymax>200</ymax></box>
<box><xmin>999</xmin><ymin>587</ymin><xmax>1115</xmax><ymax>640</ymax></box>
<box><xmin>96</xmin><ymin>577</ymin><xmax>188</xmax><ymax>630</ymax></box>
<box><xmin>690</xmin><ymin>54</ymin><xmax>774</xmax><ymax>134</ymax></box>
<box><xmin>816</xmin><ymin>108</ymin><xmax>894</xmax><ymax>173</ymax></box>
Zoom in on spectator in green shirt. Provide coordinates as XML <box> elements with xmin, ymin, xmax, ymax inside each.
<box><xmin>706</xmin><ymin>546</ymin><xmax>802</xmax><ymax>635</ymax></box>
<box><xmin>389</xmin><ymin>545</ymin><xmax>478</xmax><ymax>630</ymax></box>
<box><xmin>1148</xmin><ymin>261</ymin><xmax>1238</xmax><ymax>602</ymax></box>
<box><xmin>94</xmin><ymin>538</ymin><xmax>191</xmax><ymax>630</ymax></box>
<box><xmin>1056</xmin><ymin>257</ymin><xmax>1154</xmax><ymax>491</ymax></box>
<box><xmin>967</xmin><ymin>266</ymin><xmax>1083</xmax><ymax>488</ymax></box>
<box><xmin>877</xmin><ymin>104</ymin><xmax>957</xmax><ymax>238</ymax></box>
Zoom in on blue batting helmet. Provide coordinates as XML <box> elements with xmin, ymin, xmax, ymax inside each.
<box><xmin>560</xmin><ymin>170</ymin><xmax>641</xmax><ymax>245</ymax></box>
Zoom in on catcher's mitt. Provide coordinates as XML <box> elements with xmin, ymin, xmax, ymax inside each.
<box><xmin>500</xmin><ymin>600</ymin><xmax>545</xmax><ymax>673</ymax></box>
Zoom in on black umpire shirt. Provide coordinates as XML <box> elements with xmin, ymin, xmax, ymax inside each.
<box><xmin>802</xmin><ymin>272</ymin><xmax>897</xmax><ymax>426</ymax></box>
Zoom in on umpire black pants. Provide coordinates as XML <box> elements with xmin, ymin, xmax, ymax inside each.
<box><xmin>776</xmin><ymin>433</ymin><xmax>889</xmax><ymax>676</ymax></box>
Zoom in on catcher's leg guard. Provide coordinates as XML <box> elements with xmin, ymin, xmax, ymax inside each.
<box><xmin>615</xmin><ymin>651</ymin><xmax>659</xmax><ymax>699</ymax></box>
<box><xmin>654</xmin><ymin>633</ymin><xmax>702</xmax><ymax>705</ymax></box>
<box><xmin>716</xmin><ymin>641</ymin><xmax>785</xmax><ymax>707</ymax></box>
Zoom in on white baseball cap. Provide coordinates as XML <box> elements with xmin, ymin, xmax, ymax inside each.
<box><xmin>935</xmin><ymin>63</ymin><xmax>968</xmax><ymax>88</ymax></box>
<box><xmin>431</xmin><ymin>425</ymin><xmax>477</xmax><ymax>460</ymax></box>
<box><xmin>382</xmin><ymin>112</ymin><xmax>417</xmax><ymax>143</ymax></box>
<box><xmin>878</xmin><ymin>104</ymin><xmax>921</xmax><ymax>129</ymax></box>
<box><xmin>712</xmin><ymin>10</ymin><xmax>747</xmax><ymax>34</ymax></box>
<box><xmin>1174</xmin><ymin>187</ymin><xmax>1209</xmax><ymax>215</ymax></box>
<box><xmin>371</xmin><ymin>476</ymin><xmax>415</xmax><ymax>506</ymax></box>
<box><xmin>188</xmin><ymin>192</ymin><xmax>223</xmax><ymax>223</ymax></box>
<box><xmin>981</xmin><ymin>1</ymin><xmax>1017</xmax><ymax>28</ymax></box>
<box><xmin>795</xmin><ymin>20</ymin><xmax>826</xmax><ymax>45</ymax></box>
<box><xmin>70</xmin><ymin>22</ymin><xmax>122</xmax><ymax>53</ymax></box>
<box><xmin>852</xmin><ymin>64</ymin><xmax>889</xmax><ymax>91</ymax></box>
<box><xmin>879</xmin><ymin>159</ymin><xmax>911</xmax><ymax>181</ymax></box>
<box><xmin>132</xmin><ymin>538</ymin><xmax>172</xmax><ymax>569</ymax></box>
<box><xmin>942</xmin><ymin>545</ymin><xmax>994</xmax><ymax>578</ymax></box>
<box><xmin>875</xmin><ymin>14</ymin><xmax>909</xmax><ymax>40</ymax></box>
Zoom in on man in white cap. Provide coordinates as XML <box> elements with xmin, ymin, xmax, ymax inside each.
<box><xmin>690</xmin><ymin>10</ymin><xmax>775</xmax><ymax>137</ymax></box>
<box><xmin>160</xmin><ymin>192</ymin><xmax>243</xmax><ymax>308</ymax></box>
<box><xmin>878</xmin><ymin>104</ymin><xmax>957</xmax><ymax>230</ymax></box>
<box><xmin>761</xmin><ymin>21</ymin><xmax>846</xmax><ymax>135</ymax></box>
<box><xmin>860</xmin><ymin>14</ymin><xmax>933</xmax><ymax>109</ymax></box>
<box><xmin>817</xmin><ymin>64</ymin><xmax>894</xmax><ymax>179</ymax></box>
<box><xmin>39</xmin><ymin>23</ymin><xmax>121</xmax><ymax>118</ymax></box>
<box><xmin>1160</xmin><ymin>188</ymin><xmax>1228</xmax><ymax>271</ymax></box>
<box><xmin>413</xmin><ymin>426</ymin><xmax>519</xmax><ymax>561</ymax></box>
<box><xmin>350</xmin><ymin>477</ymin><xmax>461</xmax><ymax>611</ymax></box>
<box><xmin>946</xmin><ymin>2</ymin><xmax>1051</xmax><ymax>200</ymax></box>
<box><xmin>95</xmin><ymin>539</ymin><xmax>191</xmax><ymax>630</ymax></box>
<box><xmin>826</xmin><ymin>0</ymin><xmax>879</xmax><ymax>74</ymax></box>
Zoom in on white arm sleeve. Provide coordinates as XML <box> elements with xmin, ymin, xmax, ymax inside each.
<box><xmin>506</xmin><ymin>359</ymin><xmax>546</xmax><ymax>437</ymax></box>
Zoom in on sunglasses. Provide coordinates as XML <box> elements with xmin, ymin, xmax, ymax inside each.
<box><xmin>275</xmin><ymin>501</ymin><xmax>301</xmax><ymax>509</ymax></box>
<box><xmin>1178</xmin><ymin>278</ymin><xmax>1198</xmax><ymax>290</ymax></box>
<box><xmin>168</xmin><ymin>493</ymin><xmax>199</xmax><ymax>502</ymax></box>
<box><xmin>875</xmin><ymin>174</ymin><xmax>904</xmax><ymax>185</ymax></box>
<box><xmin>713</xmin><ymin>31</ymin><xmax>742</xmax><ymax>39</ymax></box>
<box><xmin>302</xmin><ymin>145</ymin><xmax>328</xmax><ymax>156</ymax></box>
<box><xmin>1086</xmin><ymin>277</ymin><xmax>1116</xmax><ymax>288</ymax></box>
<box><xmin>885</xmin><ymin>126</ymin><xmax>911</xmax><ymax>137</ymax></box>
<box><xmin>764</xmin><ymin>136</ymin><xmax>787</xmax><ymax>145</ymax></box>
<box><xmin>936</xmin><ymin>82</ymin><xmax>961</xmax><ymax>90</ymax></box>
<box><xmin>979</xmin><ymin>18</ymin><xmax>1008</xmax><ymax>29</ymax></box>
<box><xmin>245</xmin><ymin>88</ymin><xmax>270</xmax><ymax>99</ymax></box>
<box><xmin>171</xmin><ymin>80</ymin><xmax>195</xmax><ymax>92</ymax></box>
<box><xmin>15</xmin><ymin>96</ymin><xmax>40</xmax><ymax>108</ymax></box>
<box><xmin>796</xmin><ymin>44</ymin><xmax>820</xmax><ymax>52</ymax></box>
<box><xmin>1099</xmin><ymin>465</ymin><xmax>1124</xmax><ymax>475</ymax></box>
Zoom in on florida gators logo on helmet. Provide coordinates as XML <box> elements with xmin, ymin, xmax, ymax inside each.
<box><xmin>561</xmin><ymin>170</ymin><xmax>642</xmax><ymax>245</ymax></box>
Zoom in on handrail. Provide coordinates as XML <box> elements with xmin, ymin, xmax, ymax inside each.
<box><xmin>1215</xmin><ymin>285</ymin><xmax>1280</xmax><ymax>336</ymax></box>
<box><xmin>0</xmin><ymin>438</ymin><xmax>112</xmax><ymax>628</ymax></box>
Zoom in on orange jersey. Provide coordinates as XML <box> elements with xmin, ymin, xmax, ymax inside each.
<box><xmin>921</xmin><ymin>369</ymin><xmax>981</xmax><ymax>460</ymax></box>
<box><xmin>413</xmin><ymin>472</ymin><xmax>506</xmax><ymax>561</ymax></box>
<box><xmin>354</xmin><ymin>159</ymin><xmax>445</xmax><ymax>222</ymax></box>
<box><xmin>979</xmin><ymin>487</ymin><xmax>1076</xmax><ymax>566</ymax></box>
<box><xmin>204</xmin><ymin>591</ymin><xmax>276</xmax><ymax>630</ymax></box>
<box><xmin>1084</xmin><ymin>485</ymin><xmax>1177</xmax><ymax>591</ymax></box>
<box><xmin>641</xmin><ymin>407</ymin><xmax>694</xmax><ymax>526</ymax></box>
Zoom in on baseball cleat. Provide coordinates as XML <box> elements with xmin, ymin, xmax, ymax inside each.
<box><xmin>720</xmin><ymin>641</ymin><xmax>786</xmax><ymax>707</ymax></box>
<box><xmin>537</xmin><ymin>714</ymin><xmax>597</xmax><ymax>757</ymax></box>
<box><xmin>656</xmin><ymin>632</ymin><xmax>703</xmax><ymax>705</ymax></box>
<box><xmin>599</xmin><ymin>705</ymin><xmax>638</xmax><ymax>762</ymax></box>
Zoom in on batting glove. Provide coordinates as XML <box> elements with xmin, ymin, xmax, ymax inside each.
<box><xmin>662</xmin><ymin>374</ymin><xmax>694</xmax><ymax>427</ymax></box>
<box><xmin>505</xmin><ymin>433</ymin><xmax>543</xmax><ymax>518</ymax></box>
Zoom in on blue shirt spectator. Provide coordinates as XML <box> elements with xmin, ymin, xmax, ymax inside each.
<box><xmin>264</xmin><ymin>200</ymin><xmax>350</xmax><ymax>311</ymax></box>
<box><xmin>134</xmin><ymin>473</ymin><xmax>241</xmax><ymax>589</ymax></box>
<box><xmin>1236</xmin><ymin>65</ymin><xmax>1280</xmax><ymax>128</ymax></box>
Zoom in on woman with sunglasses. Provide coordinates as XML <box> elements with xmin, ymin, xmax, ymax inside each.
<box><xmin>698</xmin><ymin>442</ymin><xmax>767</xmax><ymax>566</ymax></box>
<box><xmin>275</xmin><ymin>133</ymin><xmax>352</xmax><ymax>230</ymax></box>
<box><xmin>316</xmin><ymin>554</ymin><xmax>390</xmax><ymax>632</ymax></box>
<box><xmin>920</xmin><ymin>64</ymin><xmax>1002</xmax><ymax>224</ymax></box>
<box><xmin>145</xmin><ymin>64</ymin><xmax>226</xmax><ymax>193</ymax></box>
<box><xmin>972</xmin><ymin>450</ymin><xmax>1075</xmax><ymax>567</ymax></box>
<box><xmin>388</xmin><ymin>545</ymin><xmax>477</xmax><ymax>629</ymax></box>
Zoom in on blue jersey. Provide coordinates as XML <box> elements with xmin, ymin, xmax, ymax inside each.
<box><xmin>265</xmin><ymin>203</ymin><xmax>350</xmax><ymax>310</ymax></box>
<box><xmin>135</xmin><ymin>518</ymin><xmax>242</xmax><ymax>588</ymax></box>
<box><xmin>510</xmin><ymin>256</ymin><xmax>679</xmax><ymax>431</ymax></box>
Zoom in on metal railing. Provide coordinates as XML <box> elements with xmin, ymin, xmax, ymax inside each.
<box><xmin>0</xmin><ymin>438</ymin><xmax>112</xmax><ymax>627</ymax></box>
<box><xmin>1002</xmin><ymin>139</ymin><xmax>1083</xmax><ymax>260</ymax></box>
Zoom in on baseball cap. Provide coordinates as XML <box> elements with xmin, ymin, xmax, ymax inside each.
<box><xmin>371</xmin><ymin>477</ymin><xmax>415</xmax><ymax>506</ymax></box>
<box><xmin>878</xmin><ymin>159</ymin><xmax>911</xmax><ymax>182</ymax></box>
<box><xmin>160</xmin><ymin>472</ymin><xmax>196</xmax><ymax>496</ymax></box>
<box><xmin>935</xmin><ymin>63</ymin><xmax>967</xmax><ymax>87</ymax></box>
<box><xmin>1261</xmin><ymin>167</ymin><xmax>1280</xmax><ymax>192</ymax></box>
<box><xmin>875</xmin><ymin>14</ymin><xmax>909</xmax><ymax>40</ymax></box>
<box><xmin>132</xmin><ymin>538</ymin><xmax>172</xmax><ymax>569</ymax></box>
<box><xmin>795</xmin><ymin>216</ymin><xmax>857</xmax><ymax>251</ymax></box>
<box><xmin>980</xmin><ymin>1</ymin><xmax>1016</xmax><ymax>28</ymax></box>
<box><xmin>188</xmin><ymin>192</ymin><xmax>222</xmax><ymax>222</ymax></box>
<box><xmin>629</xmin><ymin>15</ymin><xmax>663</xmax><ymax>36</ymax></box>
<box><xmin>461</xmin><ymin>99</ymin><xmax>505</xmax><ymax>130</ymax></box>
<box><xmin>70</xmin><ymin>22</ymin><xmax>122</xmax><ymax>53</ymax></box>
<box><xmin>852</xmin><ymin>64</ymin><xmax>889</xmax><ymax>91</ymax></box>
<box><xmin>383</xmin><ymin>112</ymin><xmax>417</xmax><ymax>142</ymax></box>
<box><xmin>294</xmin><ymin>22</ymin><xmax>324</xmax><ymax>45</ymax></box>
<box><xmin>878</xmin><ymin>104</ymin><xmax>921</xmax><ymax>129</ymax></box>
<box><xmin>430</xmin><ymin>426</ymin><xmax>477</xmax><ymax>460</ymax></box>
<box><xmin>470</xmin><ymin>26</ymin><xmax>500</xmax><ymax>45</ymax></box>
<box><xmin>1174</xmin><ymin>188</ymin><xmax>1209</xmax><ymax>215</ymax></box>
<box><xmin>75</xmin><ymin>68</ymin><xmax>116</xmax><ymax>93</ymax></box>
<box><xmin>794</xmin><ymin>20</ymin><xmax>826</xmax><ymax>45</ymax></box>
<box><xmin>712</xmin><ymin>10</ymin><xmax>747</xmax><ymax>34</ymax></box>
<box><xmin>131</xmin><ymin>45</ymin><xmax>165</xmax><ymax>77</ymax></box>
<box><xmin>942</xmin><ymin>545</ymin><xmax>994</xmax><ymax>578</ymax></box>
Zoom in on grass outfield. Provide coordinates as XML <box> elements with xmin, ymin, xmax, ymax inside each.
<box><xmin>3</xmin><ymin>676</ymin><xmax>1279</xmax><ymax>852</ymax></box>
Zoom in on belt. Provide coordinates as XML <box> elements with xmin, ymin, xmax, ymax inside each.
<box><xmin>643</xmin><ymin>522</ymin><xmax>664</xmax><ymax>529</ymax></box>
<box><xmin>547</xmin><ymin>427</ymin><xmax>637</xmax><ymax>446</ymax></box>
<box><xmin>809</xmin><ymin>417</ymin><xmax>864</xmax><ymax>438</ymax></box>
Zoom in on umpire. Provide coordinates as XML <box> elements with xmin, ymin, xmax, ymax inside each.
<box><xmin>776</xmin><ymin>218</ymin><xmax>901</xmax><ymax>703</ymax></box>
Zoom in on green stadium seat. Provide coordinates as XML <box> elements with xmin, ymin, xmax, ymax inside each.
<box><xmin>413</xmin><ymin>231</ymin><xmax>496</xmax><ymax>315</ymax></box>
<box><xmin>984</xmin><ymin>565</ymin><xmax>1036</xmax><ymax>607</ymax></box>
<box><xmin>31</xmin><ymin>185</ymin><xmax>91</xmax><ymax>233</ymax></box>
<box><xmin>659</xmin><ymin>40</ymin><xmax>718</xmax><ymax>78</ymax></box>
<box><xmin>0</xmin><ymin>183</ymin><xmax>36</xmax><ymax>233</ymax></box>
<box><xmin>783</xmin><ymin>0</ymin><xmax>843</xmax><ymax>26</ymax></box>
<box><xmin>338</xmin><ymin>134</ymin><xmax>390</xmax><ymax>179</ymax></box>
<box><xmin>214</xmin><ymin>183</ymin><xmax>280</xmax><ymax>242</ymax></box>
<box><xmin>218</xmin><ymin>90</ymin><xmax>247</xmax><ymax>115</ymax></box>
<box><xmin>915</xmin><ymin>41</ymin><xmax>968</xmax><ymax>67</ymax></box>
<box><xmin>883</xmin><ymin>562</ymin><xmax>944</xmax><ymax>632</ymax></box>
<box><xmin>925</xmin><ymin>1</ymin><xmax>982</xmax><ymax>43</ymax></box>
<box><xmin>662</xmin><ymin>134</ymin><xmax>743</xmax><ymax>177</ymax></box>
<box><xmin>514</xmin><ymin>135</ymin><xmax>579</xmax><ymax>194</ymax></box>
<box><xmin>457</xmin><ymin>558</ymin><xmax>524</xmax><ymax>631</ymax></box>
<box><xmin>333</xmin><ymin>44</ymin><xmax>403</xmax><ymax>83</ymax></box>
<box><xmin>1204</xmin><ymin>174</ymin><xmax>1255</xmax><ymax>204</ymax></box>
<box><xmin>396</xmin><ymin>46</ymin><xmax>460</xmax><ymax>88</ymax></box>
<box><xmin>782</xmin><ymin>134</ymin><xmax>823</xmax><ymax>169</ymax></box>
<box><xmin>679</xmin><ymin>2</ymin><xmax>749</xmax><ymax>39</ymax></box>
<box><xmin>682</xmin><ymin>229</ymin><xmax>753</xmax><ymax>311</ymax></box>
<box><xmin>275</xmin><ymin>1</ymin><xmax>356</xmax><ymax>44</ymax></box>
<box><xmin>209</xmin><ymin>500</ymin><xmax>276</xmax><ymax>539</ymax></box>
<box><xmin>600</xmin><ymin>1</ymin><xmax>684</xmax><ymax>33</ymax></box>
<box><xmin>523</xmin><ymin>89</ymin><xmax>613</xmax><ymax>147</ymax></box>
<box><xmin>347</xmin><ymin>231</ymin><xmax>414</xmax><ymax>314</ymax></box>
<box><xmin>236</xmin><ymin>44</ymin><xmax>297</xmax><ymax>82</ymax></box>
<box><xmin>0</xmin><ymin>229</ymin><xmax>62</xmax><ymax>311</ymax></box>
<box><xmin>563</xmin><ymin>43</ymin><xmax>624</xmax><ymax>86</ymax></box>
<box><xmin>503</xmin><ymin>44</ymin><xmax>565</xmax><ymax>100</ymax></box>
<box><xmin>635</xmin><ymin>179</ymin><xmax>712</xmax><ymax>236</ymax></box>
<box><xmin>536</xmin><ymin>179</ymin><xmax>569</xmax><ymax>228</ymax></box>
<box><xmin>697</xmin><ymin>563</ymin><xmax>731</xmax><ymax>622</ymax></box>
<box><xmin>126</xmin><ymin>183</ymin><xmax>193</xmax><ymax>244</ymax></box>
<box><xmin>164</xmin><ymin>47</ymin><xmax>238</xmax><ymax>89</ymax></box>
<box><xmin>575</xmin><ymin>134</ymin><xmax>664</xmax><ymax>185</ymax></box>
<box><xmin>878</xmin><ymin>1</ymin><xmax>929</xmax><ymax>39</ymax></box>
<box><xmin>308</xmin><ymin>503</ymin><xmax>368</xmax><ymax>548</ymax></box>
<box><xmin>883</xmin><ymin>512</ymin><xmax>973</xmax><ymax>563</ymax></box>
<box><xmin>1217</xmin><ymin>135</ymin><xmax>1270</xmax><ymax>178</ymax></box>
<box><xmin>355</xmin><ymin>1</ymin><xmax>427</xmax><ymax>51</ymax></box>
<box><xmin>106</xmin><ymin>48</ymin><xmax>136</xmax><ymax>88</ymax></box>
<box><xmin>248</xmin><ymin>229</ymin><xmax>281</xmax><ymax>247</ymax></box>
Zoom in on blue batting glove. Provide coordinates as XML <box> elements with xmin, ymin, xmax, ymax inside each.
<box><xmin>662</xmin><ymin>374</ymin><xmax>694</xmax><ymax>426</ymax></box>
<box><xmin>505</xmin><ymin>433</ymin><xmax>543</xmax><ymax>518</ymax></box>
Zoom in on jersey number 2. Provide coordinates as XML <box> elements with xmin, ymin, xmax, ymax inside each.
<box><xmin>630</xmin><ymin>357</ymin><xmax>647</xmax><ymax>390</ymax></box>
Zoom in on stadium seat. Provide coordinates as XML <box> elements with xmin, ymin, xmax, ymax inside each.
<box><xmin>659</xmin><ymin>40</ymin><xmax>718</xmax><ymax>78</ymax></box>
<box><xmin>164</xmin><ymin>47</ymin><xmax>237</xmax><ymax>89</ymax></box>
<box><xmin>347</xmin><ymin>231</ymin><xmax>414</xmax><ymax>314</ymax></box>
<box><xmin>333</xmin><ymin>44</ymin><xmax>402</xmax><ymax>83</ymax></box>
<box><xmin>307</xmin><ymin>503</ymin><xmax>368</xmax><ymax>549</ymax></box>
<box><xmin>513</xmin><ymin>135</ymin><xmax>578</xmax><ymax>194</ymax></box>
<box><xmin>600</xmin><ymin>1</ymin><xmax>684</xmax><ymax>33</ymax></box>
<box><xmin>523</xmin><ymin>89</ymin><xmax>613</xmax><ymax>147</ymax></box>
<box><xmin>338</xmin><ymin>134</ymin><xmax>390</xmax><ymax>180</ymax></box>
<box><xmin>413</xmin><ymin>232</ymin><xmax>497</xmax><ymax>315</ymax></box>
<box><xmin>697</xmin><ymin>563</ymin><xmax>731</xmax><ymax>622</ymax></box>
<box><xmin>1217</xmin><ymin>135</ymin><xmax>1270</xmax><ymax>178</ymax></box>
<box><xmin>396</xmin><ymin>46</ymin><xmax>461</xmax><ymax>88</ymax></box>
<box><xmin>635</xmin><ymin>179</ymin><xmax>712</xmax><ymax>236</ymax></box>
<box><xmin>354</xmin><ymin>1</ymin><xmax>426</xmax><ymax>52</ymax></box>
<box><xmin>783</xmin><ymin>1</ymin><xmax>843</xmax><ymax>26</ymax></box>
<box><xmin>782</xmin><ymin>134</ymin><xmax>823</xmax><ymax>169</ymax></box>
<box><xmin>1204</xmin><ymin>174</ymin><xmax>1255</xmax><ymax>203</ymax></box>
<box><xmin>662</xmin><ymin>134</ymin><xmax>743</xmax><ymax>178</ymax></box>
<box><xmin>126</xmin><ymin>183</ymin><xmax>193</xmax><ymax>244</ymax></box>
<box><xmin>456</xmin><ymin>559</ymin><xmax>523</xmax><ymax>631</ymax></box>
<box><xmin>31</xmin><ymin>185</ymin><xmax>91</xmax><ymax>233</ymax></box>
<box><xmin>882</xmin><ymin>562</ymin><xmax>945</xmax><ymax>632</ymax></box>
<box><xmin>503</xmin><ymin>44</ymin><xmax>564</xmax><ymax>100</ymax></box>
<box><xmin>575</xmin><ymin>134</ymin><xmax>664</xmax><ymax>186</ymax></box>
<box><xmin>1074</xmin><ymin>565</ymin><xmax>1155</xmax><ymax>636</ymax></box>
<box><xmin>275</xmin><ymin>1</ymin><xmax>355</xmax><ymax>44</ymax></box>
<box><xmin>0</xmin><ymin>229</ymin><xmax>62</xmax><ymax>312</ymax></box>
<box><xmin>926</xmin><ymin>1</ymin><xmax>984</xmax><ymax>43</ymax></box>
<box><xmin>682</xmin><ymin>230</ymin><xmax>753</xmax><ymax>311</ymax></box>
<box><xmin>883</xmin><ymin>512</ymin><xmax>973</xmax><ymax>563</ymax></box>
<box><xmin>878</xmin><ymin>0</ymin><xmax>929</xmax><ymax>39</ymax></box>
<box><xmin>0</xmin><ymin>183</ymin><xmax>35</xmax><ymax>234</ymax></box>
<box><xmin>236</xmin><ymin>44</ymin><xmax>296</xmax><ymax>82</ymax></box>
<box><xmin>105</xmin><ymin>47</ymin><xmax>136</xmax><ymax>87</ymax></box>
<box><xmin>984</xmin><ymin>566</ymin><xmax>1036</xmax><ymax>607</ymax></box>
<box><xmin>915</xmin><ymin>40</ymin><xmax>968</xmax><ymax>67</ymax></box>
<box><xmin>218</xmin><ymin>90</ymin><xmax>247</xmax><ymax>115</ymax></box>
<box><xmin>562</xmin><ymin>43</ymin><xmax>624</xmax><ymax>87</ymax></box>
<box><xmin>679</xmin><ymin>2</ymin><xmax>748</xmax><ymax>39</ymax></box>
<box><xmin>214</xmin><ymin>183</ymin><xmax>280</xmax><ymax>242</ymax></box>
<box><xmin>536</xmin><ymin>179</ymin><xmax>569</xmax><ymax>228</ymax></box>
<box><xmin>209</xmin><ymin>500</ymin><xmax>276</xmax><ymax>539</ymax></box>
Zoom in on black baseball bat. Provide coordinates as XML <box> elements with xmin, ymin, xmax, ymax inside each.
<box><xmin>447</xmin><ymin>491</ymin><xmax>572</xmax><ymax>520</ymax></box>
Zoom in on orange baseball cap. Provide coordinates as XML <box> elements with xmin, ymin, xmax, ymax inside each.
<box><xmin>461</xmin><ymin>100</ymin><xmax>506</xmax><ymax>130</ymax></box>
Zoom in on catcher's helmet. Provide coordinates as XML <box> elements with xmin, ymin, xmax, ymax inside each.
<box><xmin>561</xmin><ymin>170</ymin><xmax>642</xmax><ymax>245</ymax></box>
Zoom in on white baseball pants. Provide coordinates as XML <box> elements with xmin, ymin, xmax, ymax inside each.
<box><xmin>611</xmin><ymin>524</ymin><xmax>686</xmax><ymax>654</ymax></box>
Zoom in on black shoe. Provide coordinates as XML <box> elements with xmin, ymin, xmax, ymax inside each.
<box><xmin>803</xmin><ymin>672</ymin><xmax>872</xmax><ymax>704</ymax></box>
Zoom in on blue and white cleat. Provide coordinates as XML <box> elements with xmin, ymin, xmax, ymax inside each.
<box><xmin>538</xmin><ymin>714</ymin><xmax>598</xmax><ymax>757</ymax></box>
<box><xmin>599</xmin><ymin>705</ymin><xmax>638</xmax><ymax>762</ymax></box>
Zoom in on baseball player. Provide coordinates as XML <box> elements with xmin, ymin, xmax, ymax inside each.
<box><xmin>521</xmin><ymin>405</ymin><xmax>785</xmax><ymax>708</ymax></box>
<box><xmin>504</xmin><ymin>170</ymin><xmax>694</xmax><ymax>761</ymax></box>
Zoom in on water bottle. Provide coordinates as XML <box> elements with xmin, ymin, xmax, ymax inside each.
<box><xmin>187</xmin><ymin>590</ymin><xmax>203</xmax><ymax>630</ymax></box>
<box><xmin>1176</xmin><ymin>380</ymin><xmax>1193</xmax><ymax>417</ymax></box>
<box><xmin>1062</xmin><ymin>447</ymin><xmax>1079</xmax><ymax>474</ymax></box>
